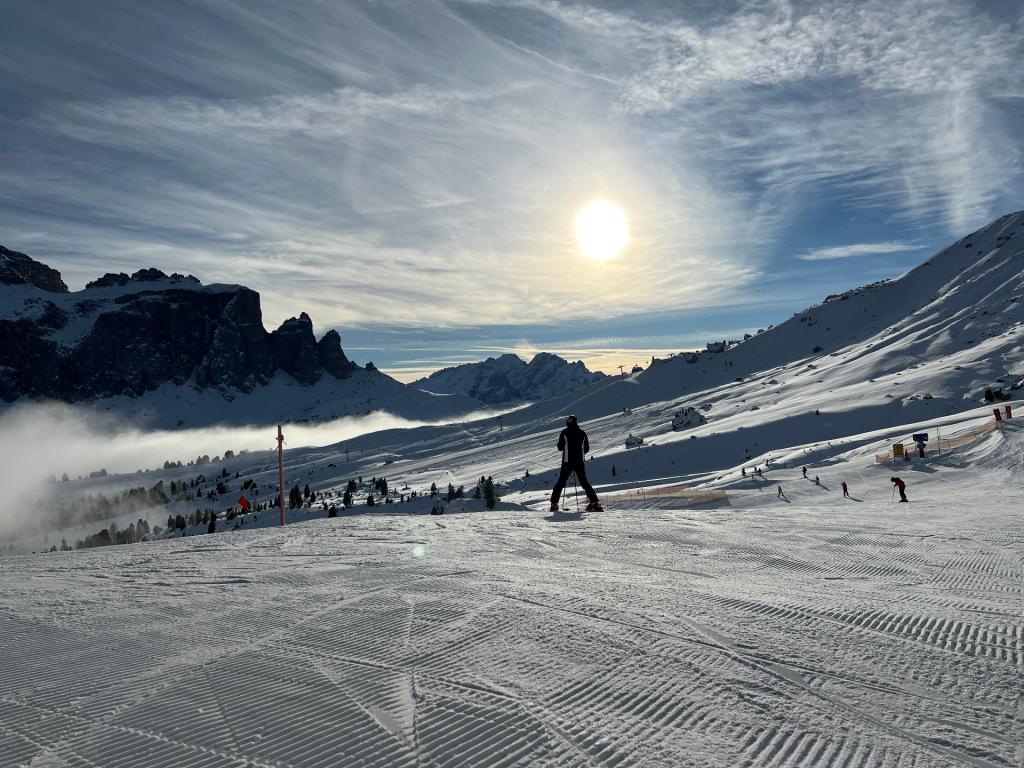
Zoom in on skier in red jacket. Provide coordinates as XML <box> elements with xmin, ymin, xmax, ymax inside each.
<box><xmin>891</xmin><ymin>476</ymin><xmax>907</xmax><ymax>502</ymax></box>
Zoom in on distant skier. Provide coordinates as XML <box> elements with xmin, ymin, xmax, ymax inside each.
<box><xmin>842</xmin><ymin>481</ymin><xmax>849</xmax><ymax>498</ymax></box>
<box><xmin>741</xmin><ymin>467</ymin><xmax>747</xmax><ymax>477</ymax></box>
<box><xmin>891</xmin><ymin>476</ymin><xmax>908</xmax><ymax>502</ymax></box>
<box><xmin>550</xmin><ymin>415</ymin><xmax>602</xmax><ymax>512</ymax></box>
<box><xmin>814</xmin><ymin>475</ymin><xmax>820</xmax><ymax>485</ymax></box>
<box><xmin>777</xmin><ymin>485</ymin><xmax>785</xmax><ymax>498</ymax></box>
<box><xmin>802</xmin><ymin>466</ymin><xmax>808</xmax><ymax>478</ymax></box>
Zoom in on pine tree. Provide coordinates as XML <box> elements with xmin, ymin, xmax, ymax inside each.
<box><xmin>430</xmin><ymin>482</ymin><xmax>437</xmax><ymax>497</ymax></box>
<box><xmin>304</xmin><ymin>484</ymin><xmax>311</xmax><ymax>499</ymax></box>
<box><xmin>343</xmin><ymin>488</ymin><xmax>353</xmax><ymax>507</ymax></box>
<box><xmin>483</xmin><ymin>477</ymin><xmax>496</xmax><ymax>510</ymax></box>
<box><xmin>366</xmin><ymin>494</ymin><xmax>375</xmax><ymax>507</ymax></box>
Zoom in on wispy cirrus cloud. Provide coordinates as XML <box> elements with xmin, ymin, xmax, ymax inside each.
<box><xmin>0</xmin><ymin>0</ymin><xmax>1021</xmax><ymax>353</ymax></box>
<box><xmin>798</xmin><ymin>241</ymin><xmax>923</xmax><ymax>261</ymax></box>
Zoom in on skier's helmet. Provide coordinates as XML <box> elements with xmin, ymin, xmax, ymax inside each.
<box><xmin>566</xmin><ymin>414</ymin><xmax>578</xmax><ymax>426</ymax></box>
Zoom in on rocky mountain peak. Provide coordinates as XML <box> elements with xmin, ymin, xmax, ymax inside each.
<box><xmin>0</xmin><ymin>246</ymin><xmax>68</xmax><ymax>293</ymax></box>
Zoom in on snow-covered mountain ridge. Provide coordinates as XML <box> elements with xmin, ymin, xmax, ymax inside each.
<box><xmin>413</xmin><ymin>352</ymin><xmax>605</xmax><ymax>404</ymax></box>
<box><xmin>0</xmin><ymin>252</ymin><xmax>481</xmax><ymax>425</ymax></box>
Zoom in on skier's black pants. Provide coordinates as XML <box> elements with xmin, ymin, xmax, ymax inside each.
<box><xmin>898</xmin><ymin>490</ymin><xmax>908</xmax><ymax>502</ymax></box>
<box><xmin>551</xmin><ymin>461</ymin><xmax>598</xmax><ymax>505</ymax></box>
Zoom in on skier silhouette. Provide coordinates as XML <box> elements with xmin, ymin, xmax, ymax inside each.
<box><xmin>550</xmin><ymin>415</ymin><xmax>602</xmax><ymax>512</ymax></box>
<box><xmin>842</xmin><ymin>481</ymin><xmax>849</xmax><ymax>498</ymax></box>
<box><xmin>777</xmin><ymin>485</ymin><xmax>785</xmax><ymax>498</ymax></box>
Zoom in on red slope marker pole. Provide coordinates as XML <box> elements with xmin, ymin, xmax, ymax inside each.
<box><xmin>277</xmin><ymin>425</ymin><xmax>286</xmax><ymax>527</ymax></box>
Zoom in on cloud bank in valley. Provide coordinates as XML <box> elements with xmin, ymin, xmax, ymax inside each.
<box><xmin>0</xmin><ymin>401</ymin><xmax>507</xmax><ymax>538</ymax></box>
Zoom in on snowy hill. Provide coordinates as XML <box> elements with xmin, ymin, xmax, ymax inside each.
<box><xmin>0</xmin><ymin>253</ymin><xmax>482</xmax><ymax>426</ymax></box>
<box><xmin>414</xmin><ymin>351</ymin><xmax>605</xmax><ymax>404</ymax></box>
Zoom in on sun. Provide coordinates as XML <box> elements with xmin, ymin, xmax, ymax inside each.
<box><xmin>574</xmin><ymin>199</ymin><xmax>630</xmax><ymax>261</ymax></box>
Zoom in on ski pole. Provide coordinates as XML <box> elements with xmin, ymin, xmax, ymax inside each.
<box><xmin>572</xmin><ymin>472</ymin><xmax>580</xmax><ymax>513</ymax></box>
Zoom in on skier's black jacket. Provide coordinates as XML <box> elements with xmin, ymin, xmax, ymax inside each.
<box><xmin>557</xmin><ymin>424</ymin><xmax>589</xmax><ymax>464</ymax></box>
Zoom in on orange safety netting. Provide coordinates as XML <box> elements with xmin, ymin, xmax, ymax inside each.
<box><xmin>874</xmin><ymin>418</ymin><xmax>1001</xmax><ymax>463</ymax></box>
<box><xmin>603</xmin><ymin>484</ymin><xmax>728</xmax><ymax>505</ymax></box>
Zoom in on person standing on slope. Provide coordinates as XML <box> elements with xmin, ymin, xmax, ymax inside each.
<box><xmin>842</xmin><ymin>481</ymin><xmax>849</xmax><ymax>498</ymax></box>
<box><xmin>891</xmin><ymin>476</ymin><xmax>908</xmax><ymax>502</ymax></box>
<box><xmin>550</xmin><ymin>415</ymin><xmax>602</xmax><ymax>512</ymax></box>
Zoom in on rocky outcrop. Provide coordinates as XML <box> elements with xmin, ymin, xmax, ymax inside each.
<box><xmin>270</xmin><ymin>313</ymin><xmax>327</xmax><ymax>386</ymax></box>
<box><xmin>0</xmin><ymin>248</ymin><xmax>361</xmax><ymax>403</ymax></box>
<box><xmin>0</xmin><ymin>246</ymin><xmax>68</xmax><ymax>292</ymax></box>
<box><xmin>318</xmin><ymin>330</ymin><xmax>355</xmax><ymax>379</ymax></box>
<box><xmin>86</xmin><ymin>269</ymin><xmax>199</xmax><ymax>289</ymax></box>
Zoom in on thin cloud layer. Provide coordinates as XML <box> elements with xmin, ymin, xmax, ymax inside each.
<box><xmin>799</xmin><ymin>242</ymin><xmax>923</xmax><ymax>261</ymax></box>
<box><xmin>0</xmin><ymin>0</ymin><xmax>1020</xmax><ymax>337</ymax></box>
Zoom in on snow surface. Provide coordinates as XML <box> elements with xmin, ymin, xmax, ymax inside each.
<box><xmin>2</xmin><ymin>404</ymin><xmax>1022</xmax><ymax>767</ymax></box>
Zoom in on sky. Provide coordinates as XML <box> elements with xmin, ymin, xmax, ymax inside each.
<box><xmin>1</xmin><ymin>0</ymin><xmax>1022</xmax><ymax>381</ymax></box>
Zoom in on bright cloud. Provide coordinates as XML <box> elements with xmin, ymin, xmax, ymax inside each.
<box><xmin>0</xmin><ymin>0</ymin><xmax>1020</xmax><ymax>338</ymax></box>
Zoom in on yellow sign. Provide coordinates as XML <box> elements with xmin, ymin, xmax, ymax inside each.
<box><xmin>893</xmin><ymin>443</ymin><xmax>904</xmax><ymax>458</ymax></box>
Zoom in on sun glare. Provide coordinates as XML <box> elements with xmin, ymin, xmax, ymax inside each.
<box><xmin>574</xmin><ymin>200</ymin><xmax>629</xmax><ymax>261</ymax></box>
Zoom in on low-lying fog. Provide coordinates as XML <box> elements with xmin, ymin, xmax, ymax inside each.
<box><xmin>0</xmin><ymin>401</ymin><xmax>510</xmax><ymax>543</ymax></box>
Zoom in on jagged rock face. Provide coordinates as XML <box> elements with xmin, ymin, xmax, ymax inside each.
<box><xmin>65</xmin><ymin>288</ymin><xmax>259</xmax><ymax>398</ymax></box>
<box><xmin>194</xmin><ymin>288</ymin><xmax>277</xmax><ymax>391</ymax></box>
<box><xmin>270</xmin><ymin>313</ymin><xmax>325</xmax><ymax>386</ymax></box>
<box><xmin>0</xmin><ymin>251</ymin><xmax>361</xmax><ymax>403</ymax></box>
<box><xmin>318</xmin><ymin>330</ymin><xmax>355</xmax><ymax>379</ymax></box>
<box><xmin>0</xmin><ymin>246</ymin><xmax>68</xmax><ymax>292</ymax></box>
<box><xmin>86</xmin><ymin>269</ymin><xmax>198</xmax><ymax>289</ymax></box>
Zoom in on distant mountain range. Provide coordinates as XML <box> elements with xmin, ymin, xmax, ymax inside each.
<box><xmin>0</xmin><ymin>247</ymin><xmax>487</xmax><ymax>426</ymax></box>
<box><xmin>414</xmin><ymin>352</ymin><xmax>606</xmax><ymax>404</ymax></box>
<box><xmin>0</xmin><ymin>247</ymin><xmax>606</xmax><ymax>427</ymax></box>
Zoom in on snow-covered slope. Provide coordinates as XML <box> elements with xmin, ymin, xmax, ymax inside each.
<box><xmin>3</xmin><ymin>407</ymin><xmax>1021</xmax><ymax>767</ymax></box>
<box><xmin>414</xmin><ymin>351</ymin><xmax>605</xmax><ymax>404</ymax></box>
